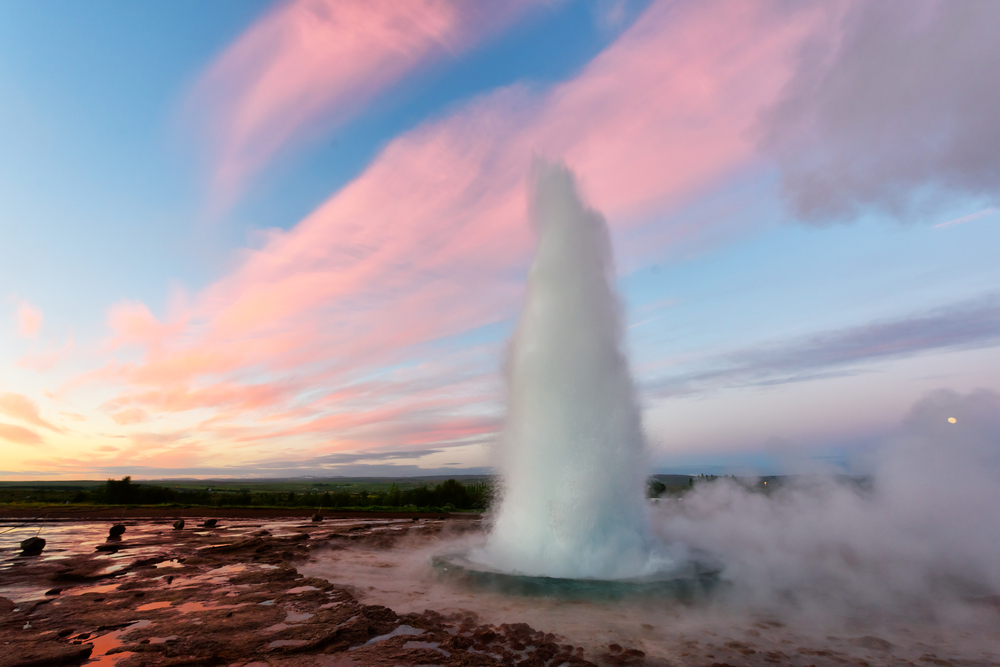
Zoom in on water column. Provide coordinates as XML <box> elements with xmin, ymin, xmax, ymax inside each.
<box><xmin>481</xmin><ymin>161</ymin><xmax>652</xmax><ymax>580</ymax></box>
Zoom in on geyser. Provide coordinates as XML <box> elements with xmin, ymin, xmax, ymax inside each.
<box><xmin>476</xmin><ymin>162</ymin><xmax>658</xmax><ymax>580</ymax></box>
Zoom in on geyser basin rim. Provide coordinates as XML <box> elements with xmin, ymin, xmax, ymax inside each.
<box><xmin>432</xmin><ymin>551</ymin><xmax>722</xmax><ymax>602</ymax></box>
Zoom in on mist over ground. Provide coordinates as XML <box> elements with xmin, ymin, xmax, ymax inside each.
<box><xmin>653</xmin><ymin>388</ymin><xmax>1000</xmax><ymax>624</ymax></box>
<box><xmin>298</xmin><ymin>389</ymin><xmax>1000</xmax><ymax>666</ymax></box>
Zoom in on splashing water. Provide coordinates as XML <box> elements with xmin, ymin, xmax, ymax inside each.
<box><xmin>475</xmin><ymin>162</ymin><xmax>660</xmax><ymax>580</ymax></box>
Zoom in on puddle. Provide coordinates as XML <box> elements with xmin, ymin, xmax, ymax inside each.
<box><xmin>154</xmin><ymin>560</ymin><xmax>184</xmax><ymax>569</ymax></box>
<box><xmin>269</xmin><ymin>639</ymin><xmax>309</xmax><ymax>648</ymax></box>
<box><xmin>0</xmin><ymin>585</ymin><xmax>47</xmax><ymax>603</ymax></box>
<box><xmin>285</xmin><ymin>585</ymin><xmax>319</xmax><ymax>594</ymax></box>
<box><xmin>403</xmin><ymin>640</ymin><xmax>450</xmax><ymax>655</ymax></box>
<box><xmin>68</xmin><ymin>583</ymin><xmax>122</xmax><ymax>596</ymax></box>
<box><xmin>136</xmin><ymin>601</ymin><xmax>171</xmax><ymax>611</ymax></box>
<box><xmin>173</xmin><ymin>600</ymin><xmax>246</xmax><ymax>613</ymax></box>
<box><xmin>264</xmin><ymin>609</ymin><xmax>316</xmax><ymax>632</ymax></box>
<box><xmin>197</xmin><ymin>563</ymin><xmax>248</xmax><ymax>583</ymax></box>
<box><xmin>149</xmin><ymin>635</ymin><xmax>178</xmax><ymax>644</ymax></box>
<box><xmin>259</xmin><ymin>599</ymin><xmax>276</xmax><ymax>606</ymax></box>
<box><xmin>264</xmin><ymin>622</ymin><xmax>290</xmax><ymax>633</ymax></box>
<box><xmin>358</xmin><ymin>625</ymin><xmax>423</xmax><ymax>647</ymax></box>
<box><xmin>84</xmin><ymin>619</ymin><xmax>151</xmax><ymax>665</ymax></box>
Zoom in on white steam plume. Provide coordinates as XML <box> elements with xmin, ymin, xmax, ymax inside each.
<box><xmin>478</xmin><ymin>161</ymin><xmax>654</xmax><ymax>580</ymax></box>
<box><xmin>655</xmin><ymin>389</ymin><xmax>1000</xmax><ymax>621</ymax></box>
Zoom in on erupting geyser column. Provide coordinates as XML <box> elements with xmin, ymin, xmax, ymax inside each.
<box><xmin>481</xmin><ymin>161</ymin><xmax>653</xmax><ymax>580</ymax></box>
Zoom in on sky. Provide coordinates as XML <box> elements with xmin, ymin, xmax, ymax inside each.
<box><xmin>1</xmin><ymin>0</ymin><xmax>998</xmax><ymax>480</ymax></box>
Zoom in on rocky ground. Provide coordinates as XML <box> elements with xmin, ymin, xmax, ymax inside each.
<box><xmin>0</xmin><ymin>516</ymin><xmax>637</xmax><ymax>667</ymax></box>
<box><xmin>1</xmin><ymin>516</ymin><xmax>998</xmax><ymax>667</ymax></box>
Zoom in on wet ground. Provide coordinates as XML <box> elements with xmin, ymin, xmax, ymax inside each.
<box><xmin>2</xmin><ymin>515</ymin><xmax>998</xmax><ymax>667</ymax></box>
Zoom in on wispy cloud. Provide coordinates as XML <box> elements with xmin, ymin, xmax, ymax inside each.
<box><xmin>649</xmin><ymin>294</ymin><xmax>1000</xmax><ymax>397</ymax></box>
<box><xmin>17</xmin><ymin>333</ymin><xmax>75</xmax><ymax>372</ymax></box>
<box><xmin>187</xmin><ymin>0</ymin><xmax>540</xmax><ymax>211</ymax></box>
<box><xmin>0</xmin><ymin>423</ymin><xmax>44</xmax><ymax>446</ymax></box>
<box><xmin>934</xmin><ymin>207</ymin><xmax>998</xmax><ymax>229</ymax></box>
<box><xmin>14</xmin><ymin>300</ymin><xmax>42</xmax><ymax>338</ymax></box>
<box><xmin>110</xmin><ymin>407</ymin><xmax>150</xmax><ymax>426</ymax></box>
<box><xmin>47</xmin><ymin>0</ymin><xmax>831</xmax><ymax>475</ymax></box>
<box><xmin>0</xmin><ymin>393</ymin><xmax>62</xmax><ymax>432</ymax></box>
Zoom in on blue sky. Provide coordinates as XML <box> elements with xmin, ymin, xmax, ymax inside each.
<box><xmin>1</xmin><ymin>0</ymin><xmax>998</xmax><ymax>478</ymax></box>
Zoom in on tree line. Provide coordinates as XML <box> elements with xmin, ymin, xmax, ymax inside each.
<box><xmin>63</xmin><ymin>476</ymin><xmax>491</xmax><ymax>511</ymax></box>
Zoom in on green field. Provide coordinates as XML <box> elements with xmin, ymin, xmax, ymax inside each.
<box><xmin>0</xmin><ymin>476</ymin><xmax>496</xmax><ymax>512</ymax></box>
<box><xmin>0</xmin><ymin>473</ymin><xmax>786</xmax><ymax>511</ymax></box>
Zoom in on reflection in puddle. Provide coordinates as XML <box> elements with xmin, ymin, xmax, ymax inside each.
<box><xmin>136</xmin><ymin>601</ymin><xmax>171</xmax><ymax>611</ymax></box>
<box><xmin>177</xmin><ymin>601</ymin><xmax>215</xmax><ymax>613</ymax></box>
<box><xmin>264</xmin><ymin>609</ymin><xmax>316</xmax><ymax>632</ymax></box>
<box><xmin>85</xmin><ymin>619</ymin><xmax>151</xmax><ymax>666</ymax></box>
<box><xmin>403</xmin><ymin>640</ymin><xmax>450</xmax><ymax>655</ymax></box>
<box><xmin>269</xmin><ymin>639</ymin><xmax>309</xmax><ymax>648</ymax></box>
<box><xmin>285</xmin><ymin>585</ymin><xmax>319</xmax><ymax>594</ymax></box>
<box><xmin>68</xmin><ymin>582</ymin><xmax>121</xmax><ymax>596</ymax></box>
<box><xmin>154</xmin><ymin>560</ymin><xmax>184</xmax><ymax>569</ymax></box>
<box><xmin>264</xmin><ymin>622</ymin><xmax>290</xmax><ymax>633</ymax></box>
<box><xmin>1</xmin><ymin>518</ymin><xmax>322</xmax><ymax>604</ymax></box>
<box><xmin>357</xmin><ymin>624</ymin><xmax>423</xmax><ymax>648</ymax></box>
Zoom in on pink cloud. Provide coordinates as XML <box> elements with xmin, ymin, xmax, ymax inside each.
<box><xmin>0</xmin><ymin>422</ymin><xmax>43</xmax><ymax>446</ymax></box>
<box><xmin>110</xmin><ymin>407</ymin><xmax>150</xmax><ymax>426</ymax></box>
<box><xmin>15</xmin><ymin>300</ymin><xmax>42</xmax><ymax>338</ymax></box>
<box><xmin>107</xmin><ymin>300</ymin><xmax>185</xmax><ymax>352</ymax></box>
<box><xmin>78</xmin><ymin>0</ymin><xmax>830</xmax><ymax>467</ymax></box>
<box><xmin>0</xmin><ymin>393</ymin><xmax>61</xmax><ymax>432</ymax></box>
<box><xmin>189</xmin><ymin>0</ymin><xmax>539</xmax><ymax>210</ymax></box>
<box><xmin>17</xmin><ymin>334</ymin><xmax>75</xmax><ymax>372</ymax></box>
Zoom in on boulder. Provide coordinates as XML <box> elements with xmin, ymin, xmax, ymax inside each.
<box><xmin>19</xmin><ymin>536</ymin><xmax>45</xmax><ymax>555</ymax></box>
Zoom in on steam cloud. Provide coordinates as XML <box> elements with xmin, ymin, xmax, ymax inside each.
<box><xmin>761</xmin><ymin>0</ymin><xmax>1000</xmax><ymax>224</ymax></box>
<box><xmin>655</xmin><ymin>389</ymin><xmax>1000</xmax><ymax>622</ymax></box>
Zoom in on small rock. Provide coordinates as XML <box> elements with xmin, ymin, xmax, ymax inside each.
<box><xmin>312</xmin><ymin>513</ymin><xmax>323</xmax><ymax>522</ymax></box>
<box><xmin>108</xmin><ymin>524</ymin><xmax>126</xmax><ymax>538</ymax></box>
<box><xmin>202</xmin><ymin>519</ymin><xmax>218</xmax><ymax>528</ymax></box>
<box><xmin>20</xmin><ymin>536</ymin><xmax>46</xmax><ymax>555</ymax></box>
<box><xmin>173</xmin><ymin>519</ymin><xmax>185</xmax><ymax>530</ymax></box>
